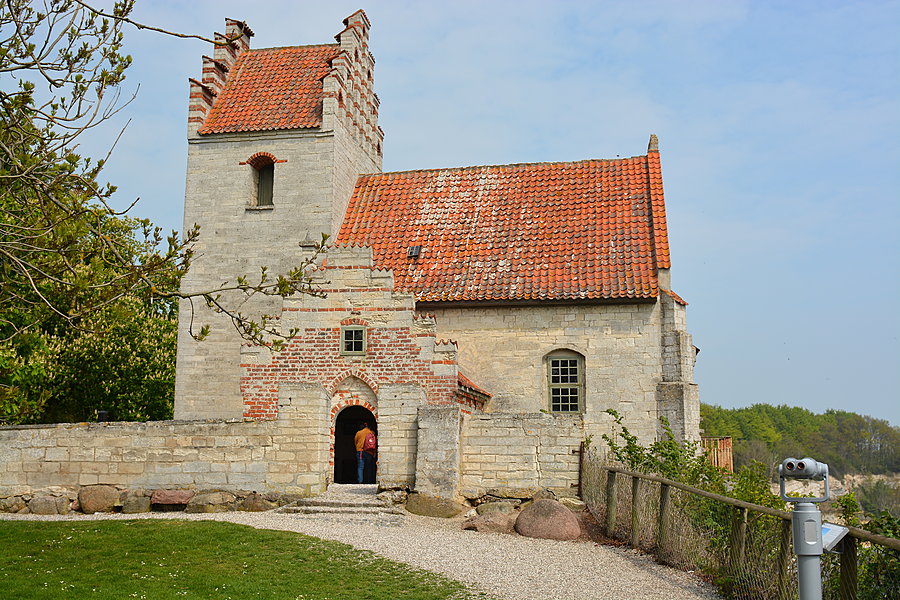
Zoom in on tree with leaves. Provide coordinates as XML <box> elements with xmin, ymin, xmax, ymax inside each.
<box><xmin>1</xmin><ymin>1</ymin><xmax>324</xmax><ymax>423</ymax></box>
<box><xmin>701</xmin><ymin>403</ymin><xmax>900</xmax><ymax>476</ymax></box>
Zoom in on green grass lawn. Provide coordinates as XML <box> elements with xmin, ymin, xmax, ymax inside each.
<box><xmin>0</xmin><ymin>520</ymin><xmax>494</xmax><ymax>600</ymax></box>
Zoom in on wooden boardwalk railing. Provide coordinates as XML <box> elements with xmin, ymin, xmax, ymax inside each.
<box><xmin>596</xmin><ymin>466</ymin><xmax>900</xmax><ymax>600</ymax></box>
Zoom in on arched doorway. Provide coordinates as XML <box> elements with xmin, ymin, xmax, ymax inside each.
<box><xmin>333</xmin><ymin>405</ymin><xmax>377</xmax><ymax>484</ymax></box>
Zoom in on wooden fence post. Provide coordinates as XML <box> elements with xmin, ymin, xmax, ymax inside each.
<box><xmin>776</xmin><ymin>519</ymin><xmax>792</xmax><ymax>600</ymax></box>
<box><xmin>729</xmin><ymin>507</ymin><xmax>748</xmax><ymax>573</ymax></box>
<box><xmin>630</xmin><ymin>476</ymin><xmax>641</xmax><ymax>548</ymax></box>
<box><xmin>838</xmin><ymin>536</ymin><xmax>858</xmax><ymax>600</ymax></box>
<box><xmin>605</xmin><ymin>470</ymin><xmax>618</xmax><ymax>537</ymax></box>
<box><xmin>658</xmin><ymin>483</ymin><xmax>671</xmax><ymax>558</ymax></box>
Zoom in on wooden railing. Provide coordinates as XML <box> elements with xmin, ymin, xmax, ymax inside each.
<box><xmin>597</xmin><ymin>466</ymin><xmax>899</xmax><ymax>600</ymax></box>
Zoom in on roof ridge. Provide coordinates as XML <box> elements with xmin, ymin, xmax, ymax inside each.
<box><xmin>248</xmin><ymin>43</ymin><xmax>341</xmax><ymax>52</ymax></box>
<box><xmin>359</xmin><ymin>155</ymin><xmax>650</xmax><ymax>179</ymax></box>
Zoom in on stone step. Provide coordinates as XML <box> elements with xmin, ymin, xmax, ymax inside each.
<box><xmin>282</xmin><ymin>512</ymin><xmax>407</xmax><ymax>528</ymax></box>
<box><xmin>294</xmin><ymin>497</ymin><xmax>389</xmax><ymax>508</ymax></box>
<box><xmin>277</xmin><ymin>504</ymin><xmax>403</xmax><ymax>515</ymax></box>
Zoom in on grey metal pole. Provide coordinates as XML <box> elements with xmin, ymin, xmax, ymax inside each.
<box><xmin>792</xmin><ymin>502</ymin><xmax>824</xmax><ymax>600</ymax></box>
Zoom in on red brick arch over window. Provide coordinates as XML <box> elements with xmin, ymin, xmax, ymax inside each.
<box><xmin>340</xmin><ymin>317</ymin><xmax>368</xmax><ymax>327</ymax></box>
<box><xmin>238</xmin><ymin>151</ymin><xmax>287</xmax><ymax>169</ymax></box>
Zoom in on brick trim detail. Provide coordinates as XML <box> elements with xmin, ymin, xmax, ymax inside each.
<box><xmin>330</xmin><ymin>398</ymin><xmax>377</xmax><ymax>421</ymax></box>
<box><xmin>239</xmin><ymin>152</ymin><xmax>288</xmax><ymax>168</ymax></box>
<box><xmin>324</xmin><ymin>370</ymin><xmax>379</xmax><ymax>395</ymax></box>
<box><xmin>340</xmin><ymin>317</ymin><xmax>369</xmax><ymax>327</ymax></box>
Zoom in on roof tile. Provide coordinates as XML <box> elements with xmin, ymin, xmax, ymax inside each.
<box><xmin>199</xmin><ymin>44</ymin><xmax>342</xmax><ymax>134</ymax></box>
<box><xmin>337</xmin><ymin>155</ymin><xmax>672</xmax><ymax>302</ymax></box>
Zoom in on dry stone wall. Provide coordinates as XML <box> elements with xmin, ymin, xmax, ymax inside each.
<box><xmin>0</xmin><ymin>393</ymin><xmax>332</xmax><ymax>499</ymax></box>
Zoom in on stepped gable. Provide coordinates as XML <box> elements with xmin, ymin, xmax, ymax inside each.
<box><xmin>337</xmin><ymin>139</ymin><xmax>672</xmax><ymax>303</ymax></box>
<box><xmin>198</xmin><ymin>44</ymin><xmax>343</xmax><ymax>134</ymax></box>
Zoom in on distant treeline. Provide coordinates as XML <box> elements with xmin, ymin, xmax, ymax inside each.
<box><xmin>700</xmin><ymin>403</ymin><xmax>899</xmax><ymax>478</ymax></box>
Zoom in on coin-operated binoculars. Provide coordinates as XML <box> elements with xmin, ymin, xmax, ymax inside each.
<box><xmin>779</xmin><ymin>458</ymin><xmax>848</xmax><ymax>600</ymax></box>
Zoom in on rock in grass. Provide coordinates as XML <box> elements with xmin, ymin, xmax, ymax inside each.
<box><xmin>515</xmin><ymin>498</ymin><xmax>581</xmax><ymax>540</ymax></box>
<box><xmin>29</xmin><ymin>496</ymin><xmax>68</xmax><ymax>515</ymax></box>
<box><xmin>122</xmin><ymin>495</ymin><xmax>152</xmax><ymax>514</ymax></box>
<box><xmin>78</xmin><ymin>485</ymin><xmax>120</xmax><ymax>514</ymax></box>
<box><xmin>405</xmin><ymin>493</ymin><xmax>466</xmax><ymax>518</ymax></box>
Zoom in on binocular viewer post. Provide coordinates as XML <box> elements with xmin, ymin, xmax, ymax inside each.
<box><xmin>778</xmin><ymin>457</ymin><xmax>830</xmax><ymax>504</ymax></box>
<box><xmin>777</xmin><ymin>457</ymin><xmax>848</xmax><ymax>600</ymax></box>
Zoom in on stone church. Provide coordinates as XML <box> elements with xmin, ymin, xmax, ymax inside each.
<box><xmin>170</xmin><ymin>10</ymin><xmax>699</xmax><ymax>500</ymax></box>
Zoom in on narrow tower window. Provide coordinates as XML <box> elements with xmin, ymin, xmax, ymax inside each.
<box><xmin>240</xmin><ymin>152</ymin><xmax>285</xmax><ymax>209</ymax></box>
<box><xmin>256</xmin><ymin>163</ymin><xmax>274</xmax><ymax>207</ymax></box>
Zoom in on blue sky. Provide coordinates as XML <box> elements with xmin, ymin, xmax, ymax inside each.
<box><xmin>81</xmin><ymin>1</ymin><xmax>900</xmax><ymax>425</ymax></box>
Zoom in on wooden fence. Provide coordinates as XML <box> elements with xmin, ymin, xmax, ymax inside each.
<box><xmin>701</xmin><ymin>436</ymin><xmax>734</xmax><ymax>472</ymax></box>
<box><xmin>586</xmin><ymin>464</ymin><xmax>900</xmax><ymax>600</ymax></box>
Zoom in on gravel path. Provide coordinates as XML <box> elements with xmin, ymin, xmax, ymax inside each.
<box><xmin>1</xmin><ymin>497</ymin><xmax>720</xmax><ymax>600</ymax></box>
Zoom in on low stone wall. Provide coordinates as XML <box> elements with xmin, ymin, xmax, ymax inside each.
<box><xmin>459</xmin><ymin>413</ymin><xmax>584</xmax><ymax>499</ymax></box>
<box><xmin>0</xmin><ymin>394</ymin><xmax>330</xmax><ymax>499</ymax></box>
<box><xmin>1</xmin><ymin>399</ymin><xmax>586</xmax><ymax>505</ymax></box>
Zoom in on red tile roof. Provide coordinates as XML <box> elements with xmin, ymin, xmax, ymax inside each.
<box><xmin>337</xmin><ymin>152</ymin><xmax>673</xmax><ymax>303</ymax></box>
<box><xmin>198</xmin><ymin>44</ymin><xmax>342</xmax><ymax>134</ymax></box>
<box><xmin>458</xmin><ymin>372</ymin><xmax>491</xmax><ymax>399</ymax></box>
<box><xmin>661</xmin><ymin>289</ymin><xmax>688</xmax><ymax>306</ymax></box>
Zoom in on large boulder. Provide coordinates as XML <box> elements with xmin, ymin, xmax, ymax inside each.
<box><xmin>29</xmin><ymin>496</ymin><xmax>69</xmax><ymax>515</ymax></box>
<box><xmin>121</xmin><ymin>493</ymin><xmax>152</xmax><ymax>514</ymax></box>
<box><xmin>0</xmin><ymin>496</ymin><xmax>26</xmax><ymax>513</ymax></box>
<box><xmin>238</xmin><ymin>493</ymin><xmax>277</xmax><ymax>512</ymax></box>
<box><xmin>150</xmin><ymin>489</ymin><xmax>195</xmax><ymax>507</ymax></box>
<box><xmin>186</xmin><ymin>491</ymin><xmax>236</xmax><ymax>513</ymax></box>
<box><xmin>405</xmin><ymin>493</ymin><xmax>466</xmax><ymax>518</ymax></box>
<box><xmin>476</xmin><ymin>501</ymin><xmax>517</xmax><ymax>515</ymax></box>
<box><xmin>78</xmin><ymin>485</ymin><xmax>120</xmax><ymax>514</ymax></box>
<box><xmin>462</xmin><ymin>512</ymin><xmax>516</xmax><ymax>534</ymax></box>
<box><xmin>515</xmin><ymin>498</ymin><xmax>581</xmax><ymax>541</ymax></box>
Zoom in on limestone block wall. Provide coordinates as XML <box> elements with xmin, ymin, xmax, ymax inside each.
<box><xmin>176</xmin><ymin>129</ymin><xmax>338</xmax><ymax>420</ymax></box>
<box><xmin>429</xmin><ymin>302</ymin><xmax>664</xmax><ymax>443</ymax></box>
<box><xmin>376</xmin><ymin>384</ymin><xmax>425</xmax><ymax>489</ymax></box>
<box><xmin>177</xmin><ymin>13</ymin><xmax>384</xmax><ymax>421</ymax></box>
<box><xmin>415</xmin><ymin>406</ymin><xmax>462</xmax><ymax>499</ymax></box>
<box><xmin>0</xmin><ymin>393</ymin><xmax>331</xmax><ymax>498</ymax></box>
<box><xmin>459</xmin><ymin>413</ymin><xmax>584</xmax><ymax>499</ymax></box>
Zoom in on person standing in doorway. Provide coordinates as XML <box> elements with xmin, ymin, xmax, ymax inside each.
<box><xmin>354</xmin><ymin>421</ymin><xmax>377</xmax><ymax>484</ymax></box>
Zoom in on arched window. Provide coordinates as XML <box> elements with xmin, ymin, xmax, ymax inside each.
<box><xmin>546</xmin><ymin>349</ymin><xmax>585</xmax><ymax>413</ymax></box>
<box><xmin>240</xmin><ymin>152</ymin><xmax>283</xmax><ymax>208</ymax></box>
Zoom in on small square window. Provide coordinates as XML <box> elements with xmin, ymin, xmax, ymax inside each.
<box><xmin>341</xmin><ymin>327</ymin><xmax>366</xmax><ymax>355</ymax></box>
